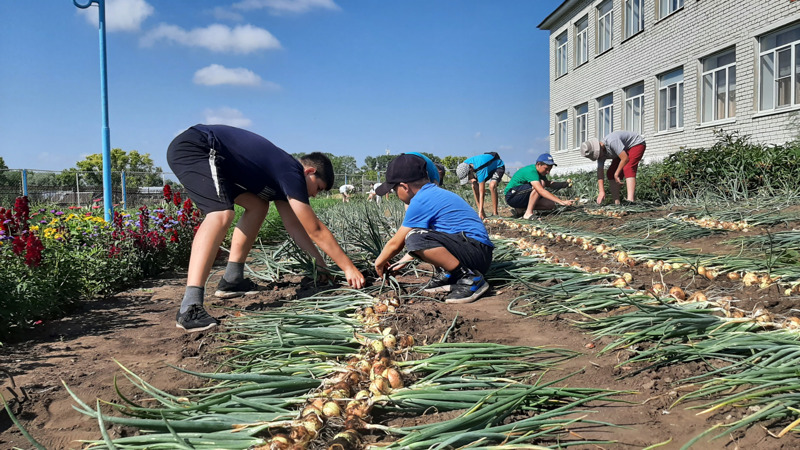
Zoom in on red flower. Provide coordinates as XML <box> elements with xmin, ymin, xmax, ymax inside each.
<box><xmin>173</xmin><ymin>191</ymin><xmax>182</xmax><ymax>207</ymax></box>
<box><xmin>163</xmin><ymin>184</ymin><xmax>172</xmax><ymax>203</ymax></box>
<box><xmin>12</xmin><ymin>235</ymin><xmax>25</xmax><ymax>255</ymax></box>
<box><xmin>24</xmin><ymin>234</ymin><xmax>44</xmax><ymax>267</ymax></box>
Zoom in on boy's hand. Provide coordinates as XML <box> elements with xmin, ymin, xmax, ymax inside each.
<box><xmin>596</xmin><ymin>192</ymin><xmax>605</xmax><ymax>205</ymax></box>
<box><xmin>345</xmin><ymin>267</ymin><xmax>366</xmax><ymax>289</ymax></box>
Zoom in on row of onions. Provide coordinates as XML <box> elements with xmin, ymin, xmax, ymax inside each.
<box><xmin>62</xmin><ymin>270</ymin><xmax>626</xmax><ymax>448</ymax></box>
<box><xmin>488</xmin><ymin>200</ymin><xmax>800</xmax><ymax>446</ymax></box>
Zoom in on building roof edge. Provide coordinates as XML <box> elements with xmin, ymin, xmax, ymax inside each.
<box><xmin>537</xmin><ymin>0</ymin><xmax>580</xmax><ymax>30</ymax></box>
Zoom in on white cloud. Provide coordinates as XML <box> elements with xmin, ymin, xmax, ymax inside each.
<box><xmin>194</xmin><ymin>64</ymin><xmax>263</xmax><ymax>87</ymax></box>
<box><xmin>233</xmin><ymin>0</ymin><xmax>339</xmax><ymax>15</ymax></box>
<box><xmin>203</xmin><ymin>107</ymin><xmax>252</xmax><ymax>128</ymax></box>
<box><xmin>209</xmin><ymin>7</ymin><xmax>244</xmax><ymax>22</ymax></box>
<box><xmin>473</xmin><ymin>132</ymin><xmax>482</xmax><ymax>139</ymax></box>
<box><xmin>79</xmin><ymin>0</ymin><xmax>154</xmax><ymax>32</ymax></box>
<box><xmin>141</xmin><ymin>24</ymin><xmax>281</xmax><ymax>54</ymax></box>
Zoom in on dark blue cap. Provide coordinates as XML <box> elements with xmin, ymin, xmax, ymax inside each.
<box><xmin>536</xmin><ymin>153</ymin><xmax>557</xmax><ymax>166</ymax></box>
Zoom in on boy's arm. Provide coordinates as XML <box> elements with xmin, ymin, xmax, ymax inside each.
<box><xmin>596</xmin><ymin>161</ymin><xmax>606</xmax><ymax>204</ymax></box>
<box><xmin>531</xmin><ymin>181</ymin><xmax>573</xmax><ymax>206</ymax></box>
<box><xmin>614</xmin><ymin>152</ymin><xmax>629</xmax><ymax>183</ymax></box>
<box><xmin>274</xmin><ymin>200</ymin><xmax>327</xmax><ymax>268</ymax></box>
<box><xmin>375</xmin><ymin>226</ymin><xmax>412</xmax><ymax>278</ymax></box>
<box><xmin>281</xmin><ymin>198</ymin><xmax>366</xmax><ymax>288</ymax></box>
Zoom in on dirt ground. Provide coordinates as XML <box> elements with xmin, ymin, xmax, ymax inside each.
<box><xmin>1</xmin><ymin>209</ymin><xmax>799</xmax><ymax>449</ymax></box>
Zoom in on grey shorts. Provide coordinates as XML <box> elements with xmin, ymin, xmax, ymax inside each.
<box><xmin>405</xmin><ymin>229</ymin><xmax>493</xmax><ymax>275</ymax></box>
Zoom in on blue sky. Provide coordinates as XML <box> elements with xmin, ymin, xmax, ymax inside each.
<box><xmin>0</xmin><ymin>0</ymin><xmax>563</xmax><ymax>174</ymax></box>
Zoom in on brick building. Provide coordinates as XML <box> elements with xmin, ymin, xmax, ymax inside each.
<box><xmin>538</xmin><ymin>0</ymin><xmax>800</xmax><ymax>173</ymax></box>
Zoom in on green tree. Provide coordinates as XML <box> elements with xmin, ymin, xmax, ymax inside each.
<box><xmin>73</xmin><ymin>149</ymin><xmax>163</xmax><ymax>188</ymax></box>
<box><xmin>362</xmin><ymin>154</ymin><xmax>395</xmax><ymax>172</ymax></box>
<box><xmin>0</xmin><ymin>156</ymin><xmax>14</xmax><ymax>188</ymax></box>
<box><xmin>441</xmin><ymin>155</ymin><xmax>466</xmax><ymax>170</ymax></box>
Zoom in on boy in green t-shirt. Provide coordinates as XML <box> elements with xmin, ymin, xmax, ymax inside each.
<box><xmin>504</xmin><ymin>153</ymin><xmax>573</xmax><ymax>219</ymax></box>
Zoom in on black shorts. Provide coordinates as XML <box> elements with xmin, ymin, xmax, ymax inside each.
<box><xmin>405</xmin><ymin>229</ymin><xmax>493</xmax><ymax>275</ymax></box>
<box><xmin>505</xmin><ymin>185</ymin><xmax>533</xmax><ymax>208</ymax></box>
<box><xmin>166</xmin><ymin>127</ymin><xmax>246</xmax><ymax>214</ymax></box>
<box><xmin>488</xmin><ymin>166</ymin><xmax>505</xmax><ymax>183</ymax></box>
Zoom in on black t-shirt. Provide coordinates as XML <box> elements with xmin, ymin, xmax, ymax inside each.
<box><xmin>192</xmin><ymin>124</ymin><xmax>309</xmax><ymax>204</ymax></box>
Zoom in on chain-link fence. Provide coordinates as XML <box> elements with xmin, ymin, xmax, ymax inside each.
<box><xmin>0</xmin><ymin>169</ymin><xmax>179</xmax><ymax>208</ymax></box>
<box><xmin>0</xmin><ymin>166</ymin><xmax>508</xmax><ymax>207</ymax></box>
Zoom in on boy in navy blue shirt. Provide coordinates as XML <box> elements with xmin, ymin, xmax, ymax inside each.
<box><xmin>374</xmin><ymin>154</ymin><xmax>493</xmax><ymax>304</ymax></box>
<box><xmin>168</xmin><ymin>125</ymin><xmax>365</xmax><ymax>332</ymax></box>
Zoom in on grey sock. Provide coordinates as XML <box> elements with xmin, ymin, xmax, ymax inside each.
<box><xmin>223</xmin><ymin>261</ymin><xmax>245</xmax><ymax>283</ymax></box>
<box><xmin>180</xmin><ymin>286</ymin><xmax>204</xmax><ymax>313</ymax></box>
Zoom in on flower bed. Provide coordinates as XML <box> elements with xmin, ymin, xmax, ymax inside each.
<box><xmin>0</xmin><ymin>187</ymin><xmax>201</xmax><ymax>342</ymax></box>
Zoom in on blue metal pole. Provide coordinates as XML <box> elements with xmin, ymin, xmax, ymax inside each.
<box><xmin>74</xmin><ymin>0</ymin><xmax>113</xmax><ymax>222</ymax></box>
<box><xmin>22</xmin><ymin>169</ymin><xmax>28</xmax><ymax>197</ymax></box>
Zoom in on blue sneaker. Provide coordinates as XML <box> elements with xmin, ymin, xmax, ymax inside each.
<box><xmin>445</xmin><ymin>273</ymin><xmax>489</xmax><ymax>304</ymax></box>
<box><xmin>423</xmin><ymin>268</ymin><xmax>455</xmax><ymax>293</ymax></box>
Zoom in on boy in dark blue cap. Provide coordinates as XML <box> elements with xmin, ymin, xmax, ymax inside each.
<box><xmin>504</xmin><ymin>153</ymin><xmax>574</xmax><ymax>219</ymax></box>
<box><xmin>374</xmin><ymin>154</ymin><xmax>494</xmax><ymax>304</ymax></box>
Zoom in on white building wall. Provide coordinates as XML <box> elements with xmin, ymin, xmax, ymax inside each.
<box><xmin>540</xmin><ymin>0</ymin><xmax>800</xmax><ymax>175</ymax></box>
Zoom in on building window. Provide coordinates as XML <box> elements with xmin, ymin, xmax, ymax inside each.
<box><xmin>658</xmin><ymin>0</ymin><xmax>684</xmax><ymax>19</ymax></box>
<box><xmin>597</xmin><ymin>0</ymin><xmax>613</xmax><ymax>54</ymax></box>
<box><xmin>555</xmin><ymin>31</ymin><xmax>568</xmax><ymax>77</ymax></box>
<box><xmin>575</xmin><ymin>16</ymin><xmax>588</xmax><ymax>66</ymax></box>
<box><xmin>575</xmin><ymin>103</ymin><xmax>588</xmax><ymax>148</ymax></box>
<box><xmin>624</xmin><ymin>0</ymin><xmax>644</xmax><ymax>39</ymax></box>
<box><xmin>624</xmin><ymin>83</ymin><xmax>645</xmax><ymax>134</ymax></box>
<box><xmin>759</xmin><ymin>23</ymin><xmax>800</xmax><ymax>111</ymax></box>
<box><xmin>658</xmin><ymin>68</ymin><xmax>684</xmax><ymax>131</ymax></box>
<box><xmin>556</xmin><ymin>111</ymin><xmax>569</xmax><ymax>151</ymax></box>
<box><xmin>597</xmin><ymin>94</ymin><xmax>614</xmax><ymax>138</ymax></box>
<box><xmin>702</xmin><ymin>49</ymin><xmax>736</xmax><ymax>122</ymax></box>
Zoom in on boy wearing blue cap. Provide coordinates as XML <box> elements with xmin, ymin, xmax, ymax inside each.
<box><xmin>374</xmin><ymin>154</ymin><xmax>494</xmax><ymax>304</ymax></box>
<box><xmin>504</xmin><ymin>153</ymin><xmax>574</xmax><ymax>219</ymax></box>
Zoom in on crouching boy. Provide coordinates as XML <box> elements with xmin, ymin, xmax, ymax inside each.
<box><xmin>373</xmin><ymin>154</ymin><xmax>494</xmax><ymax>304</ymax></box>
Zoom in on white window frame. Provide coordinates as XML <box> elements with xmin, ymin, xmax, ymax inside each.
<box><xmin>597</xmin><ymin>94</ymin><xmax>614</xmax><ymax>138</ymax></box>
<box><xmin>575</xmin><ymin>16</ymin><xmax>588</xmax><ymax>67</ymax></box>
<box><xmin>658</xmin><ymin>68</ymin><xmax>684</xmax><ymax>131</ymax></box>
<box><xmin>597</xmin><ymin>0</ymin><xmax>613</xmax><ymax>54</ymax></box>
<box><xmin>555</xmin><ymin>31</ymin><xmax>568</xmax><ymax>78</ymax></box>
<box><xmin>624</xmin><ymin>0</ymin><xmax>644</xmax><ymax>39</ymax></box>
<box><xmin>701</xmin><ymin>49</ymin><xmax>736</xmax><ymax>123</ymax></box>
<box><xmin>574</xmin><ymin>103</ymin><xmax>588</xmax><ymax>149</ymax></box>
<box><xmin>658</xmin><ymin>0</ymin><xmax>684</xmax><ymax>20</ymax></box>
<box><xmin>624</xmin><ymin>83</ymin><xmax>645</xmax><ymax>134</ymax></box>
<box><xmin>556</xmin><ymin>111</ymin><xmax>569</xmax><ymax>152</ymax></box>
<box><xmin>759</xmin><ymin>23</ymin><xmax>800</xmax><ymax>111</ymax></box>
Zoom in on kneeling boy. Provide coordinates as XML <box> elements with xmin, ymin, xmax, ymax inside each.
<box><xmin>373</xmin><ymin>154</ymin><xmax>494</xmax><ymax>304</ymax></box>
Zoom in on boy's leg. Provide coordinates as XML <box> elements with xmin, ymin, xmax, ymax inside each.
<box><xmin>609</xmin><ymin>180</ymin><xmax>621</xmax><ymax>204</ymax></box>
<box><xmin>523</xmin><ymin>189</ymin><xmax>556</xmax><ymax>219</ymax></box>
<box><xmin>625</xmin><ymin>177</ymin><xmax>636</xmax><ymax>202</ymax></box>
<box><xmin>488</xmin><ymin>180</ymin><xmax>499</xmax><ymax>216</ymax></box>
<box><xmin>215</xmin><ymin>193</ymin><xmax>269</xmax><ymax>298</ymax></box>
<box><xmin>407</xmin><ymin>230</ymin><xmax>491</xmax><ymax>303</ymax></box>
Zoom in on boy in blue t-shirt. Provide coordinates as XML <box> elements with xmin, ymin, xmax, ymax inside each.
<box><xmin>456</xmin><ymin>153</ymin><xmax>505</xmax><ymax>219</ymax></box>
<box><xmin>374</xmin><ymin>154</ymin><xmax>493</xmax><ymax>304</ymax></box>
<box><xmin>167</xmin><ymin>125</ymin><xmax>365</xmax><ymax>332</ymax></box>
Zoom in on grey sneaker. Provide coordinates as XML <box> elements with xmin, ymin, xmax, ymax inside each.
<box><xmin>214</xmin><ymin>278</ymin><xmax>261</xmax><ymax>298</ymax></box>
<box><xmin>423</xmin><ymin>268</ymin><xmax>455</xmax><ymax>293</ymax></box>
<box><xmin>176</xmin><ymin>305</ymin><xmax>219</xmax><ymax>332</ymax></box>
<box><xmin>445</xmin><ymin>273</ymin><xmax>490</xmax><ymax>304</ymax></box>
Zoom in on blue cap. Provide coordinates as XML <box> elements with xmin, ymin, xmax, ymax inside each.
<box><xmin>536</xmin><ymin>153</ymin><xmax>557</xmax><ymax>166</ymax></box>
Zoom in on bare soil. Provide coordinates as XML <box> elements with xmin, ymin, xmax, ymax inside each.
<box><xmin>2</xmin><ymin>207</ymin><xmax>799</xmax><ymax>449</ymax></box>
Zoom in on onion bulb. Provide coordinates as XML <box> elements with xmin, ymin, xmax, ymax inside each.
<box><xmin>668</xmin><ymin>286</ymin><xmax>686</xmax><ymax>301</ymax></box>
<box><xmin>322</xmin><ymin>401</ymin><xmax>341</xmax><ymax>418</ymax></box>
<box><xmin>369</xmin><ymin>375</ymin><xmax>391</xmax><ymax>396</ymax></box>
<box><xmin>383</xmin><ymin>367</ymin><xmax>404</xmax><ymax>389</ymax></box>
